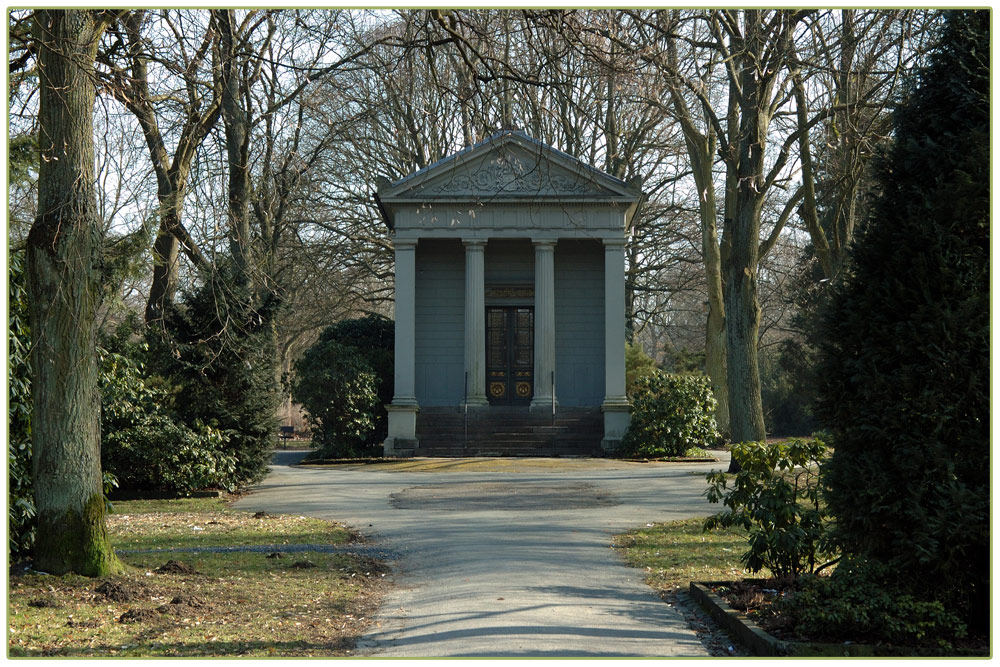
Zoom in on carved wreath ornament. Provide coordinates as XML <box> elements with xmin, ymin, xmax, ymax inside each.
<box><xmin>419</xmin><ymin>153</ymin><xmax>595</xmax><ymax>195</ymax></box>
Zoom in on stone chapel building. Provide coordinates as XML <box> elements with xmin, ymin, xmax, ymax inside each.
<box><xmin>376</xmin><ymin>130</ymin><xmax>642</xmax><ymax>457</ymax></box>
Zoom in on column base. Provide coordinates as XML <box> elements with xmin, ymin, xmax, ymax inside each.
<box><xmin>383</xmin><ymin>437</ymin><xmax>418</xmax><ymax>458</ymax></box>
<box><xmin>601</xmin><ymin>399</ymin><xmax>631</xmax><ymax>454</ymax></box>
<box><xmin>462</xmin><ymin>395</ymin><xmax>489</xmax><ymax>409</ymax></box>
<box><xmin>384</xmin><ymin>401</ymin><xmax>419</xmax><ymax>456</ymax></box>
<box><xmin>600</xmin><ymin>437</ymin><xmax>623</xmax><ymax>455</ymax></box>
<box><xmin>530</xmin><ymin>395</ymin><xmax>558</xmax><ymax>413</ymax></box>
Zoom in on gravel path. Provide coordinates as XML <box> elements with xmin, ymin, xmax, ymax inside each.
<box><xmin>236</xmin><ymin>451</ymin><xmax>734</xmax><ymax>657</ymax></box>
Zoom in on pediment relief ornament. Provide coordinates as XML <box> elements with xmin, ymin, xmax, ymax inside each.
<box><xmin>414</xmin><ymin>152</ymin><xmax>601</xmax><ymax>196</ymax></box>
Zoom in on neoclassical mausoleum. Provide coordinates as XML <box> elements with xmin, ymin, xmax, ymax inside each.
<box><xmin>376</xmin><ymin>130</ymin><xmax>641</xmax><ymax>456</ymax></box>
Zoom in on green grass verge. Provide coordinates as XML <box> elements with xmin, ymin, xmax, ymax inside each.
<box><xmin>613</xmin><ymin>517</ymin><xmax>755</xmax><ymax>596</ymax></box>
<box><xmin>9</xmin><ymin>497</ymin><xmax>383</xmax><ymax>657</ymax></box>
<box><xmin>110</xmin><ymin>496</ymin><xmax>231</xmax><ymax>514</ymax></box>
<box><xmin>107</xmin><ymin>501</ymin><xmax>351</xmax><ymax>551</ymax></box>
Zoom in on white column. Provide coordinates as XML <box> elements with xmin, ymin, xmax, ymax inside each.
<box><xmin>531</xmin><ymin>239</ymin><xmax>557</xmax><ymax>411</ymax></box>
<box><xmin>602</xmin><ymin>238</ymin><xmax>630</xmax><ymax>450</ymax></box>
<box><xmin>386</xmin><ymin>239</ymin><xmax>418</xmax><ymax>454</ymax></box>
<box><xmin>463</xmin><ymin>239</ymin><xmax>488</xmax><ymax>406</ymax></box>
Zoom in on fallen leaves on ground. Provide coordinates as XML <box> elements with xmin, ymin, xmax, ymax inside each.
<box><xmin>9</xmin><ymin>510</ymin><xmax>388</xmax><ymax>657</ymax></box>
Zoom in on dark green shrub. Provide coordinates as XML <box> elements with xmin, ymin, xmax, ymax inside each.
<box><xmin>99</xmin><ymin>348</ymin><xmax>236</xmax><ymax>495</ymax></box>
<box><xmin>293</xmin><ymin>342</ymin><xmax>380</xmax><ymax>458</ymax></box>
<box><xmin>777</xmin><ymin>560</ymin><xmax>966</xmax><ymax>648</ymax></box>
<box><xmin>304</xmin><ymin>314</ymin><xmax>394</xmax><ymax>446</ymax></box>
<box><xmin>8</xmin><ymin>251</ymin><xmax>34</xmax><ymax>561</ymax></box>
<box><xmin>625</xmin><ymin>342</ymin><xmax>658</xmax><ymax>397</ymax></box>
<box><xmin>661</xmin><ymin>347</ymin><xmax>705</xmax><ymax>374</ymax></box>
<box><xmin>705</xmin><ymin>438</ymin><xmax>833</xmax><ymax>579</ymax></box>
<box><xmin>815</xmin><ymin>10</ymin><xmax>988</xmax><ymax>630</ymax></box>
<box><xmin>759</xmin><ymin>342</ymin><xmax>818</xmax><ymax>437</ymax></box>
<box><xmin>620</xmin><ymin>372</ymin><xmax>720</xmax><ymax>457</ymax></box>
<box><xmin>150</xmin><ymin>261</ymin><xmax>282</xmax><ymax>487</ymax></box>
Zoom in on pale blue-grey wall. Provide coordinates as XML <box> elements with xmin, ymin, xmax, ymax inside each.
<box><xmin>485</xmin><ymin>239</ymin><xmax>533</xmax><ymax>283</ymax></box>
<box><xmin>414</xmin><ymin>237</ymin><xmax>604</xmax><ymax>407</ymax></box>
<box><xmin>414</xmin><ymin>239</ymin><xmax>464</xmax><ymax>405</ymax></box>
<box><xmin>554</xmin><ymin>240</ymin><xmax>605</xmax><ymax>406</ymax></box>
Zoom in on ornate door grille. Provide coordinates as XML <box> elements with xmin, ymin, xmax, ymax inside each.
<box><xmin>486</xmin><ymin>306</ymin><xmax>533</xmax><ymax>405</ymax></box>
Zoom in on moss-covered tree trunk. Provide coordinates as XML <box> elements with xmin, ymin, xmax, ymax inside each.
<box><xmin>721</xmin><ymin>11</ymin><xmax>798</xmax><ymax>452</ymax></box>
<box><xmin>723</xmin><ymin>90</ymin><xmax>767</xmax><ymax>446</ymax></box>
<box><xmin>703</xmin><ymin>235</ymin><xmax>729</xmax><ymax>437</ymax></box>
<box><xmin>28</xmin><ymin>9</ymin><xmax>120</xmax><ymax>576</ymax></box>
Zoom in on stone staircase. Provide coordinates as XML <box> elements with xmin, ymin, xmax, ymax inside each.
<box><xmin>413</xmin><ymin>406</ymin><xmax>604</xmax><ymax>457</ymax></box>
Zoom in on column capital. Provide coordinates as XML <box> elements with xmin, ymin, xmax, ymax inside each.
<box><xmin>394</xmin><ymin>238</ymin><xmax>418</xmax><ymax>250</ymax></box>
<box><xmin>532</xmin><ymin>237</ymin><xmax>558</xmax><ymax>248</ymax></box>
<box><xmin>462</xmin><ymin>238</ymin><xmax>487</xmax><ymax>249</ymax></box>
<box><xmin>602</xmin><ymin>237</ymin><xmax>627</xmax><ymax>250</ymax></box>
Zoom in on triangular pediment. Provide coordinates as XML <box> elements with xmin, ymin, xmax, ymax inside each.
<box><xmin>380</xmin><ymin>131</ymin><xmax>637</xmax><ymax>201</ymax></box>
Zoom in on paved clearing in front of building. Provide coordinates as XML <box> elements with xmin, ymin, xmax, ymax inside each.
<box><xmin>235</xmin><ymin>452</ymin><xmax>730</xmax><ymax>657</ymax></box>
<box><xmin>310</xmin><ymin>456</ymin><xmax>703</xmax><ymax>473</ymax></box>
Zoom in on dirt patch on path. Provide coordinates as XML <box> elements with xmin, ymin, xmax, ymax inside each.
<box><xmin>390</xmin><ymin>481</ymin><xmax>618</xmax><ymax>511</ymax></box>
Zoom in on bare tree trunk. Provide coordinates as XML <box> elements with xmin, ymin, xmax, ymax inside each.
<box><xmin>28</xmin><ymin>8</ymin><xmax>120</xmax><ymax>576</ymax></box>
<box><xmin>688</xmin><ymin>138</ymin><xmax>730</xmax><ymax>437</ymax></box>
<box><xmin>702</xmin><ymin>210</ymin><xmax>729</xmax><ymax>437</ymax></box>
<box><xmin>99</xmin><ymin>10</ymin><xmax>218</xmax><ymax>324</ymax></box>
<box><xmin>723</xmin><ymin>11</ymin><xmax>770</xmax><ymax>446</ymax></box>
<box><xmin>215</xmin><ymin>9</ymin><xmax>254</xmax><ymax>286</ymax></box>
<box><xmin>720</xmin><ymin>76</ymin><xmax>740</xmax><ymax>461</ymax></box>
<box><xmin>661</xmin><ymin>23</ymin><xmax>731</xmax><ymax>435</ymax></box>
<box><xmin>145</xmin><ymin>223</ymin><xmax>181</xmax><ymax>323</ymax></box>
<box><xmin>792</xmin><ymin>72</ymin><xmax>836</xmax><ymax>279</ymax></box>
<box><xmin>144</xmin><ymin>195</ymin><xmax>210</xmax><ymax>323</ymax></box>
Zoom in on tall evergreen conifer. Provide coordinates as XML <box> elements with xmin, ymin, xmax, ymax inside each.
<box><xmin>816</xmin><ymin>10</ymin><xmax>988</xmax><ymax>629</ymax></box>
<box><xmin>151</xmin><ymin>260</ymin><xmax>282</xmax><ymax>487</ymax></box>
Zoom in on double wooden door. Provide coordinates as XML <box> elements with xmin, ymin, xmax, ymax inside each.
<box><xmin>486</xmin><ymin>306</ymin><xmax>533</xmax><ymax>405</ymax></box>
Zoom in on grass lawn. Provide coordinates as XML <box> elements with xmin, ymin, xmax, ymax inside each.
<box><xmin>8</xmin><ymin>497</ymin><xmax>387</xmax><ymax>657</ymax></box>
<box><xmin>613</xmin><ymin>517</ymin><xmax>754</xmax><ymax>597</ymax></box>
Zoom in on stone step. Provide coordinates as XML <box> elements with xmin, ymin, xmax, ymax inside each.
<box><xmin>417</xmin><ymin>426</ymin><xmax>601</xmax><ymax>434</ymax></box>
<box><xmin>418</xmin><ymin>436</ymin><xmax>599</xmax><ymax>444</ymax></box>
<box><xmin>415</xmin><ymin>439</ymin><xmax>603</xmax><ymax>456</ymax></box>
<box><xmin>413</xmin><ymin>407</ymin><xmax>604</xmax><ymax>457</ymax></box>
<box><xmin>415</xmin><ymin>447</ymin><xmax>599</xmax><ymax>456</ymax></box>
<box><xmin>416</xmin><ymin>418</ymin><xmax>603</xmax><ymax>427</ymax></box>
<box><xmin>417</xmin><ymin>430</ymin><xmax>599</xmax><ymax>438</ymax></box>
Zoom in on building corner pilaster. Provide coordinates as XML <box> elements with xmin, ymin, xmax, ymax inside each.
<box><xmin>602</xmin><ymin>238</ymin><xmax>630</xmax><ymax>451</ymax></box>
<box><xmin>386</xmin><ymin>238</ymin><xmax>420</xmax><ymax>456</ymax></box>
